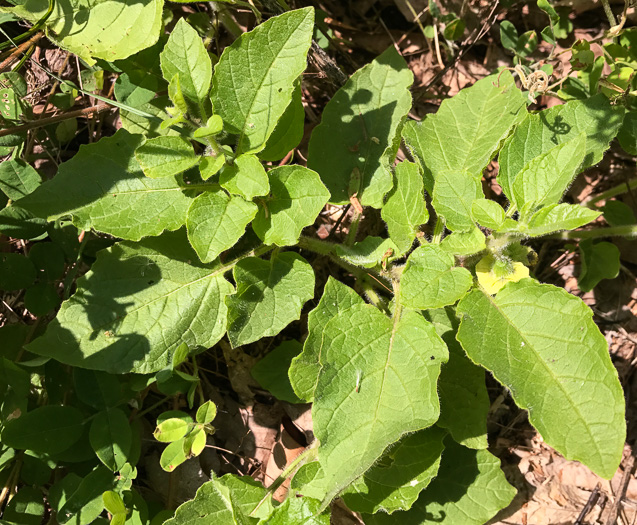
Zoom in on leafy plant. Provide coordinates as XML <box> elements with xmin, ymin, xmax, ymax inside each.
<box><xmin>0</xmin><ymin>3</ymin><xmax>632</xmax><ymax>524</ymax></box>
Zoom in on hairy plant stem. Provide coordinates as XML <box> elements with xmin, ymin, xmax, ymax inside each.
<box><xmin>431</xmin><ymin>216</ymin><xmax>444</xmax><ymax>243</ymax></box>
<box><xmin>600</xmin><ymin>0</ymin><xmax>617</xmax><ymax>27</ymax></box>
<box><xmin>586</xmin><ymin>177</ymin><xmax>637</xmax><ymax>207</ymax></box>
<box><xmin>549</xmin><ymin>224</ymin><xmax>637</xmax><ymax>240</ymax></box>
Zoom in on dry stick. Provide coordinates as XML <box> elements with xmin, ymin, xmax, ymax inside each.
<box><xmin>0</xmin><ymin>103</ymin><xmax>112</xmax><ymax>138</ymax></box>
<box><xmin>605</xmin><ymin>453</ymin><xmax>636</xmax><ymax>525</ymax></box>
<box><xmin>0</xmin><ymin>32</ymin><xmax>43</xmax><ymax>73</ymax></box>
<box><xmin>574</xmin><ymin>483</ymin><xmax>602</xmax><ymax>525</ymax></box>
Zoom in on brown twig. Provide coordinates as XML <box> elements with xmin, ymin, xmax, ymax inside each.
<box><xmin>575</xmin><ymin>483</ymin><xmax>602</xmax><ymax>525</ymax></box>
<box><xmin>605</xmin><ymin>452</ymin><xmax>636</xmax><ymax>525</ymax></box>
<box><xmin>0</xmin><ymin>32</ymin><xmax>43</xmax><ymax>73</ymax></box>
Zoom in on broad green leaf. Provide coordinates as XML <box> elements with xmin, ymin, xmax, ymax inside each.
<box><xmin>251</xmin><ymin>340</ymin><xmax>304</xmax><ymax>403</ymax></box>
<box><xmin>219</xmin><ymin>154</ymin><xmax>269</xmax><ymax>200</ymax></box>
<box><xmin>211</xmin><ymin>7</ymin><xmax>314</xmax><ymax>154</ymax></box>
<box><xmin>56</xmin><ymin>466</ymin><xmax>115</xmax><ymax>524</ymax></box>
<box><xmin>2</xmin><ymin>0</ymin><xmax>163</xmax><ymax>63</ymax></box>
<box><xmin>226</xmin><ymin>252</ymin><xmax>315</xmax><ymax>347</ymax></box>
<box><xmin>73</xmin><ymin>369</ymin><xmax>122</xmax><ymax>410</ymax></box>
<box><xmin>89</xmin><ymin>408</ymin><xmax>132</xmax><ymax>471</ymax></box>
<box><xmin>511</xmin><ymin>133</ymin><xmax>586</xmax><ymax>212</ymax></box>
<box><xmin>334</xmin><ymin>237</ymin><xmax>399</xmax><ymax>268</ymax></box>
<box><xmin>165</xmin><ymin>474</ymin><xmax>274</xmax><ymax>524</ymax></box>
<box><xmin>264</xmin><ymin>496</ymin><xmax>330</xmax><ymax>525</ymax></box>
<box><xmin>3</xmin><ymin>487</ymin><xmax>45</xmax><ymax>525</ymax></box>
<box><xmin>341</xmin><ymin>427</ymin><xmax>446</xmax><ymax>514</ymax></box>
<box><xmin>289</xmin><ymin>278</ymin><xmax>365</xmax><ymax>402</ymax></box>
<box><xmin>308</xmin><ymin>46</ymin><xmax>414</xmax><ymax>207</ymax></box>
<box><xmin>154</xmin><ymin>418</ymin><xmax>191</xmax><ymax>443</ymax></box>
<box><xmin>0</xmin><ymin>159</ymin><xmax>41</xmax><ymax>201</ymax></box>
<box><xmin>498</xmin><ymin>94</ymin><xmax>625</xmax><ymax>201</ymax></box>
<box><xmin>0</xmin><ymin>253</ymin><xmax>36</xmax><ymax>291</ymax></box>
<box><xmin>403</xmin><ymin>71</ymin><xmax>527</xmax><ymax>193</ymax></box>
<box><xmin>16</xmin><ymin>130</ymin><xmax>194</xmax><ymax>242</ymax></box>
<box><xmin>381</xmin><ymin>161</ymin><xmax>428</xmax><ymax>253</ymax></box>
<box><xmin>439</xmin><ymin>227</ymin><xmax>486</xmax><ymax>256</ymax></box>
<box><xmin>1</xmin><ymin>406</ymin><xmax>84</xmax><ymax>455</ymax></box>
<box><xmin>308</xmin><ymin>307</ymin><xmax>448</xmax><ymax>507</ymax></box>
<box><xmin>432</xmin><ymin>169</ymin><xmax>483</xmax><ymax>232</ymax></box>
<box><xmin>603</xmin><ymin>200</ymin><xmax>635</xmax><ymax>226</ymax></box>
<box><xmin>617</xmin><ymin>109</ymin><xmax>637</xmax><ymax>155</ymax></box>
<box><xmin>259</xmin><ymin>83</ymin><xmax>305</xmax><ymax>162</ymax></box>
<box><xmin>135</xmin><ymin>136</ymin><xmax>198</xmax><ymax>179</ymax></box>
<box><xmin>500</xmin><ymin>20</ymin><xmax>519</xmax><ymax>51</ymax></box>
<box><xmin>252</xmin><ymin>165</ymin><xmax>330</xmax><ymax>246</ymax></box>
<box><xmin>187</xmin><ymin>191</ymin><xmax>257</xmax><ymax>263</ymax></box>
<box><xmin>160</xmin><ymin>18</ymin><xmax>212</xmax><ymax>120</ymax></box>
<box><xmin>196</xmin><ymin>400</ymin><xmax>217</xmax><ymax>425</ymax></box>
<box><xmin>102</xmin><ymin>491</ymin><xmax>126</xmax><ymax>516</ymax></box>
<box><xmin>200</xmin><ymin>154</ymin><xmax>226</xmax><ymax>181</ymax></box>
<box><xmin>400</xmin><ymin>245</ymin><xmax>473</xmax><ymax>309</ymax></box>
<box><xmin>0</xmin><ymin>206</ymin><xmax>48</xmax><ymax>240</ymax></box>
<box><xmin>456</xmin><ymin>280</ymin><xmax>625</xmax><ymax>478</ymax></box>
<box><xmin>523</xmin><ymin>203</ymin><xmax>600</xmax><ymax>237</ymax></box>
<box><xmin>471</xmin><ymin>199</ymin><xmax>506</xmax><ymax>230</ymax></box>
<box><xmin>26</xmin><ymin>231</ymin><xmax>234</xmax><ymax>374</ymax></box>
<box><xmin>426</xmin><ymin>308</ymin><xmax>488</xmax><ymax>449</ymax></box>
<box><xmin>578</xmin><ymin>240</ymin><xmax>621</xmax><ymax>292</ymax></box>
<box><xmin>120</xmin><ymin>96</ymin><xmax>179</xmax><ymax>139</ymax></box>
<box><xmin>363</xmin><ymin>439</ymin><xmax>515</xmax><ymax>524</ymax></box>
<box><xmin>160</xmin><ymin>438</ymin><xmax>188</xmax><ymax>472</ymax></box>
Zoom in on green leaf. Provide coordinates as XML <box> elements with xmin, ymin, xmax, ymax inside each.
<box><xmin>334</xmin><ymin>237</ymin><xmax>399</xmax><ymax>268</ymax></box>
<box><xmin>500</xmin><ymin>20</ymin><xmax>519</xmax><ymax>51</ymax></box>
<box><xmin>498</xmin><ymin>95</ymin><xmax>625</xmax><ymax>202</ymax></box>
<box><xmin>26</xmin><ymin>231</ymin><xmax>234</xmax><ymax>374</ymax></box>
<box><xmin>1</xmin><ymin>405</ymin><xmax>84</xmax><ymax>455</ymax></box>
<box><xmin>211</xmin><ymin>7</ymin><xmax>314</xmax><ymax>154</ymax></box>
<box><xmin>89</xmin><ymin>408</ymin><xmax>132</xmax><ymax>471</ymax></box>
<box><xmin>252</xmin><ymin>165</ymin><xmax>330</xmax><ymax>246</ymax></box>
<box><xmin>444</xmin><ymin>18</ymin><xmax>465</xmax><ymax>41</ymax></box>
<box><xmin>617</xmin><ymin>110</ymin><xmax>637</xmax><ymax>155</ymax></box>
<box><xmin>381</xmin><ymin>161</ymin><xmax>428</xmax><ymax>253</ymax></box>
<box><xmin>426</xmin><ymin>308</ymin><xmax>489</xmax><ymax>449</ymax></box>
<box><xmin>289</xmin><ymin>278</ymin><xmax>365</xmax><ymax>402</ymax></box>
<box><xmin>200</xmin><ymin>154</ymin><xmax>226</xmax><ymax>181</ymax></box>
<box><xmin>29</xmin><ymin>242</ymin><xmax>65</xmax><ymax>282</ymax></box>
<box><xmin>135</xmin><ymin>136</ymin><xmax>198</xmax><ymax>179</ymax></box>
<box><xmin>308</xmin><ymin>307</ymin><xmax>448</xmax><ymax>507</ymax></box>
<box><xmin>160</xmin><ymin>439</ymin><xmax>188</xmax><ymax>472</ymax></box>
<box><xmin>308</xmin><ymin>46</ymin><xmax>414</xmax><ymax>207</ymax></box>
<box><xmin>50</xmin><ymin>467</ymin><xmax>114</xmax><ymax>524</ymax></box>
<box><xmin>523</xmin><ymin>203</ymin><xmax>600</xmax><ymax>237</ymax></box>
<box><xmin>165</xmin><ymin>474</ymin><xmax>274</xmax><ymax>524</ymax></box>
<box><xmin>341</xmin><ymin>427</ymin><xmax>446</xmax><ymax>514</ymax></box>
<box><xmin>187</xmin><ymin>191</ymin><xmax>257</xmax><ymax>263</ymax></box>
<box><xmin>511</xmin><ymin>133</ymin><xmax>587</xmax><ymax>213</ymax></box>
<box><xmin>403</xmin><ymin>71</ymin><xmax>527</xmax><ymax>193</ymax></box>
<box><xmin>264</xmin><ymin>496</ymin><xmax>330</xmax><ymax>525</ymax></box>
<box><xmin>102</xmin><ymin>491</ymin><xmax>126</xmax><ymax>516</ymax></box>
<box><xmin>24</xmin><ymin>282</ymin><xmax>61</xmax><ymax>316</ymax></box>
<box><xmin>154</xmin><ymin>418</ymin><xmax>191</xmax><ymax>443</ymax></box>
<box><xmin>400</xmin><ymin>245</ymin><xmax>473</xmax><ymax>310</ymax></box>
<box><xmin>456</xmin><ymin>280</ymin><xmax>625</xmax><ymax>478</ymax></box>
<box><xmin>219</xmin><ymin>154</ymin><xmax>270</xmax><ymax>200</ymax></box>
<box><xmin>603</xmin><ymin>200</ymin><xmax>635</xmax><ymax>226</ymax></box>
<box><xmin>0</xmin><ymin>253</ymin><xmax>36</xmax><ymax>291</ymax></box>
<box><xmin>578</xmin><ymin>240</ymin><xmax>621</xmax><ymax>292</ymax></box>
<box><xmin>73</xmin><ymin>369</ymin><xmax>122</xmax><ymax>410</ymax></box>
<box><xmin>196</xmin><ymin>400</ymin><xmax>217</xmax><ymax>425</ymax></box>
<box><xmin>16</xmin><ymin>130</ymin><xmax>194</xmax><ymax>241</ymax></box>
<box><xmin>363</xmin><ymin>439</ymin><xmax>515</xmax><ymax>524</ymax></box>
<box><xmin>432</xmin><ymin>169</ymin><xmax>483</xmax><ymax>231</ymax></box>
<box><xmin>258</xmin><ymin>83</ymin><xmax>305</xmax><ymax>162</ymax></box>
<box><xmin>471</xmin><ymin>199</ymin><xmax>506</xmax><ymax>230</ymax></box>
<box><xmin>160</xmin><ymin>18</ymin><xmax>212</xmax><ymax>120</ymax></box>
<box><xmin>251</xmin><ymin>340</ymin><xmax>304</xmax><ymax>403</ymax></box>
<box><xmin>439</xmin><ymin>227</ymin><xmax>486</xmax><ymax>256</ymax></box>
<box><xmin>538</xmin><ymin>0</ymin><xmax>559</xmax><ymax>23</ymax></box>
<box><xmin>2</xmin><ymin>0</ymin><xmax>163</xmax><ymax>63</ymax></box>
<box><xmin>0</xmin><ymin>159</ymin><xmax>41</xmax><ymax>201</ymax></box>
<box><xmin>3</xmin><ymin>487</ymin><xmax>45</xmax><ymax>525</ymax></box>
<box><xmin>226</xmin><ymin>252</ymin><xmax>314</xmax><ymax>347</ymax></box>
<box><xmin>0</xmin><ymin>206</ymin><xmax>48</xmax><ymax>240</ymax></box>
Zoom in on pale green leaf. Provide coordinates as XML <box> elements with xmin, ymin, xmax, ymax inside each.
<box><xmin>511</xmin><ymin>133</ymin><xmax>586</xmax><ymax>212</ymax></box>
<box><xmin>219</xmin><ymin>154</ymin><xmax>269</xmax><ymax>200</ymax></box>
<box><xmin>0</xmin><ymin>159</ymin><xmax>41</xmax><ymax>201</ymax></box>
<box><xmin>154</xmin><ymin>418</ymin><xmax>191</xmax><ymax>443</ymax></box>
<box><xmin>523</xmin><ymin>203</ymin><xmax>601</xmax><ymax>237</ymax></box>
<box><xmin>363</xmin><ymin>439</ymin><xmax>515</xmax><ymax>524</ymax></box>
<box><xmin>498</xmin><ymin>94</ymin><xmax>625</xmax><ymax>202</ymax></box>
<box><xmin>426</xmin><ymin>308</ymin><xmax>488</xmax><ymax>449</ymax></box>
<box><xmin>187</xmin><ymin>191</ymin><xmax>257</xmax><ymax>263</ymax></box>
<box><xmin>89</xmin><ymin>408</ymin><xmax>132</xmax><ymax>471</ymax></box>
<box><xmin>258</xmin><ymin>83</ymin><xmax>305</xmax><ymax>162</ymax></box>
<box><xmin>471</xmin><ymin>199</ymin><xmax>506</xmax><ymax>230</ymax></box>
<box><xmin>308</xmin><ymin>46</ymin><xmax>414</xmax><ymax>207</ymax></box>
<box><xmin>264</xmin><ymin>496</ymin><xmax>330</xmax><ymax>525</ymax></box>
<box><xmin>120</xmin><ymin>96</ymin><xmax>179</xmax><ymax>139</ymax></box>
<box><xmin>341</xmin><ymin>427</ymin><xmax>446</xmax><ymax>514</ymax></box>
<box><xmin>165</xmin><ymin>474</ymin><xmax>274</xmax><ymax>524</ymax></box>
<box><xmin>335</xmin><ymin>237</ymin><xmax>399</xmax><ymax>268</ymax></box>
<box><xmin>456</xmin><ymin>280</ymin><xmax>625</xmax><ymax>478</ymax></box>
<box><xmin>403</xmin><ymin>71</ymin><xmax>527</xmax><ymax>193</ymax></box>
<box><xmin>439</xmin><ymin>227</ymin><xmax>486</xmax><ymax>256</ymax></box>
<box><xmin>381</xmin><ymin>161</ymin><xmax>428</xmax><ymax>253</ymax></box>
<box><xmin>2</xmin><ymin>0</ymin><xmax>163</xmax><ymax>63</ymax></box>
<box><xmin>26</xmin><ymin>231</ymin><xmax>234</xmax><ymax>374</ymax></box>
<box><xmin>289</xmin><ymin>278</ymin><xmax>365</xmax><ymax>402</ymax></box>
<box><xmin>200</xmin><ymin>155</ymin><xmax>226</xmax><ymax>181</ymax></box>
<box><xmin>252</xmin><ymin>166</ymin><xmax>330</xmax><ymax>246</ymax></box>
<box><xmin>400</xmin><ymin>245</ymin><xmax>473</xmax><ymax>309</ymax></box>
<box><xmin>160</xmin><ymin>18</ymin><xmax>212</xmax><ymax>120</ymax></box>
<box><xmin>135</xmin><ymin>136</ymin><xmax>198</xmax><ymax>179</ymax></box>
<box><xmin>433</xmin><ymin>170</ymin><xmax>483</xmax><ymax>232</ymax></box>
<box><xmin>226</xmin><ymin>252</ymin><xmax>315</xmax><ymax>347</ymax></box>
<box><xmin>160</xmin><ymin>439</ymin><xmax>188</xmax><ymax>472</ymax></box>
<box><xmin>251</xmin><ymin>340</ymin><xmax>304</xmax><ymax>404</ymax></box>
<box><xmin>211</xmin><ymin>7</ymin><xmax>314</xmax><ymax>154</ymax></box>
<box><xmin>308</xmin><ymin>307</ymin><xmax>448</xmax><ymax>507</ymax></box>
<box><xmin>196</xmin><ymin>400</ymin><xmax>217</xmax><ymax>425</ymax></box>
<box><xmin>578</xmin><ymin>240</ymin><xmax>621</xmax><ymax>292</ymax></box>
<box><xmin>16</xmin><ymin>130</ymin><xmax>194</xmax><ymax>241</ymax></box>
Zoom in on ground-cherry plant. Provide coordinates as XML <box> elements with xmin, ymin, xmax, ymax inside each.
<box><xmin>0</xmin><ymin>1</ymin><xmax>633</xmax><ymax>524</ymax></box>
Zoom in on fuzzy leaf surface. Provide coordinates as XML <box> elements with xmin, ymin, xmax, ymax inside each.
<box><xmin>219</xmin><ymin>154</ymin><xmax>269</xmax><ymax>200</ymax></box>
<box><xmin>211</xmin><ymin>7</ymin><xmax>314</xmax><ymax>154</ymax></box>
<box><xmin>334</xmin><ymin>237</ymin><xmax>399</xmax><ymax>268</ymax></box>
<box><xmin>432</xmin><ymin>169</ymin><xmax>483</xmax><ymax>231</ymax></box>
<box><xmin>16</xmin><ymin>130</ymin><xmax>193</xmax><ymax>241</ymax></box>
<box><xmin>226</xmin><ymin>252</ymin><xmax>314</xmax><ymax>347</ymax></box>
<box><xmin>524</xmin><ymin>203</ymin><xmax>601</xmax><ymax>237</ymax></box>
<box><xmin>308</xmin><ymin>47</ymin><xmax>413</xmax><ymax>207</ymax></box>
<box><xmin>135</xmin><ymin>136</ymin><xmax>198</xmax><ymax>179</ymax></box>
<box><xmin>26</xmin><ymin>231</ymin><xmax>233</xmax><ymax>374</ymax></box>
<box><xmin>403</xmin><ymin>71</ymin><xmax>527</xmax><ymax>192</ymax></box>
<box><xmin>259</xmin><ymin>83</ymin><xmax>305</xmax><ymax>162</ymax></box>
<box><xmin>456</xmin><ymin>280</ymin><xmax>625</xmax><ymax>478</ymax></box>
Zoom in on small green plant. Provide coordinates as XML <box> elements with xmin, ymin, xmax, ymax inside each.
<box><xmin>0</xmin><ymin>2</ymin><xmax>633</xmax><ymax>524</ymax></box>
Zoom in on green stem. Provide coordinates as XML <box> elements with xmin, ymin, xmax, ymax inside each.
<box><xmin>431</xmin><ymin>217</ymin><xmax>444</xmax><ymax>244</ymax></box>
<box><xmin>134</xmin><ymin>395</ymin><xmax>172</xmax><ymax>420</ymax></box>
<box><xmin>346</xmin><ymin>213</ymin><xmax>361</xmax><ymax>246</ymax></box>
<box><xmin>360</xmin><ymin>281</ymin><xmax>391</xmax><ymax>315</ymax></box>
<box><xmin>297</xmin><ymin>235</ymin><xmax>337</xmax><ymax>256</ymax></box>
<box><xmin>601</xmin><ymin>0</ymin><xmax>617</xmax><ymax>26</ymax></box>
<box><xmin>586</xmin><ymin>177</ymin><xmax>637</xmax><ymax>207</ymax></box>
<box><xmin>548</xmin><ymin>224</ymin><xmax>637</xmax><ymax>240</ymax></box>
